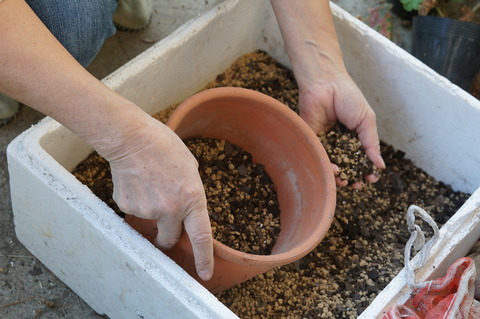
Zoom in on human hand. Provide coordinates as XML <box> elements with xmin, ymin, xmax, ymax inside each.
<box><xmin>297</xmin><ymin>71</ymin><xmax>385</xmax><ymax>188</ymax></box>
<box><xmin>105</xmin><ymin>117</ymin><xmax>213</xmax><ymax>281</ymax></box>
<box><xmin>269</xmin><ymin>0</ymin><xmax>385</xmax><ymax>188</ymax></box>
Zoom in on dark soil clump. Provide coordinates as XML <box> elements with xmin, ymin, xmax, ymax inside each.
<box><xmin>72</xmin><ymin>50</ymin><xmax>471</xmax><ymax>318</ymax></box>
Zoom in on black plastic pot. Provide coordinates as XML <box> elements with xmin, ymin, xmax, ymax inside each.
<box><xmin>412</xmin><ymin>16</ymin><xmax>480</xmax><ymax>90</ymax></box>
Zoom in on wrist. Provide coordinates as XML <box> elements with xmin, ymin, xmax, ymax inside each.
<box><xmin>293</xmin><ymin>54</ymin><xmax>349</xmax><ymax>93</ymax></box>
<box><xmin>70</xmin><ymin>93</ymin><xmax>160</xmax><ymax>162</ymax></box>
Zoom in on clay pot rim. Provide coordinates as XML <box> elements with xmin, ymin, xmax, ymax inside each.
<box><xmin>168</xmin><ymin>87</ymin><xmax>336</xmax><ymax>267</ymax></box>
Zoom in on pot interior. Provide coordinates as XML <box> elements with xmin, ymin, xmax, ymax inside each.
<box><xmin>168</xmin><ymin>88</ymin><xmax>336</xmax><ymax>259</ymax></box>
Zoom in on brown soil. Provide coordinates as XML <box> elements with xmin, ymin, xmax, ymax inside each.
<box><xmin>185</xmin><ymin>137</ymin><xmax>281</xmax><ymax>255</ymax></box>
<box><xmin>72</xmin><ymin>50</ymin><xmax>471</xmax><ymax>318</ymax></box>
<box><xmin>319</xmin><ymin>123</ymin><xmax>377</xmax><ymax>184</ymax></box>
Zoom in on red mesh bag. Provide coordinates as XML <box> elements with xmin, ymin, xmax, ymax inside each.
<box><xmin>384</xmin><ymin>257</ymin><xmax>480</xmax><ymax>319</ymax></box>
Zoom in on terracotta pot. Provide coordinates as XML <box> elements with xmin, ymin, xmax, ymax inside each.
<box><xmin>125</xmin><ymin>87</ymin><xmax>336</xmax><ymax>293</ymax></box>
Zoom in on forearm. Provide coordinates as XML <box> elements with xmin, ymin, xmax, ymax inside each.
<box><xmin>270</xmin><ymin>0</ymin><xmax>347</xmax><ymax>88</ymax></box>
<box><xmin>0</xmin><ymin>0</ymin><xmax>151</xmax><ymax>160</ymax></box>
<box><xmin>0</xmin><ymin>0</ymin><xmax>215</xmax><ymax>277</ymax></box>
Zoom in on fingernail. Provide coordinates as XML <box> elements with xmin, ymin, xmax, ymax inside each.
<box><xmin>198</xmin><ymin>269</ymin><xmax>213</xmax><ymax>281</ymax></box>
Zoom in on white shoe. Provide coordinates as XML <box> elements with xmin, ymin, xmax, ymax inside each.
<box><xmin>0</xmin><ymin>93</ymin><xmax>20</xmax><ymax>126</ymax></box>
<box><xmin>113</xmin><ymin>0</ymin><xmax>153</xmax><ymax>32</ymax></box>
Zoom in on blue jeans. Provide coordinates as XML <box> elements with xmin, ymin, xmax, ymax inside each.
<box><xmin>26</xmin><ymin>0</ymin><xmax>118</xmax><ymax>67</ymax></box>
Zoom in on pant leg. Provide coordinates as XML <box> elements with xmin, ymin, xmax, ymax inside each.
<box><xmin>26</xmin><ymin>0</ymin><xmax>117</xmax><ymax>67</ymax></box>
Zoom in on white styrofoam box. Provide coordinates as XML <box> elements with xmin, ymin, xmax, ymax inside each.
<box><xmin>7</xmin><ymin>0</ymin><xmax>480</xmax><ymax>318</ymax></box>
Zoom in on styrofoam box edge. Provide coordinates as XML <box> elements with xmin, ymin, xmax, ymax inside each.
<box><xmin>7</xmin><ymin>0</ymin><xmax>480</xmax><ymax>318</ymax></box>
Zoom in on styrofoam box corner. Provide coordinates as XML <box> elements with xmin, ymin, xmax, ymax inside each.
<box><xmin>7</xmin><ymin>0</ymin><xmax>480</xmax><ymax>318</ymax></box>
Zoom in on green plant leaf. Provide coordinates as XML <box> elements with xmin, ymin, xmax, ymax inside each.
<box><xmin>400</xmin><ymin>0</ymin><xmax>423</xmax><ymax>11</ymax></box>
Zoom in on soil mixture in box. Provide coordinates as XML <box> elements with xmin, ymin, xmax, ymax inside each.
<box><xmin>184</xmin><ymin>137</ymin><xmax>281</xmax><ymax>255</ymax></box>
<box><xmin>72</xmin><ymin>50</ymin><xmax>471</xmax><ymax>318</ymax></box>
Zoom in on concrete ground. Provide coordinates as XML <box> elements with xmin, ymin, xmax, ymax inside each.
<box><xmin>0</xmin><ymin>0</ymin><xmax>467</xmax><ymax>318</ymax></box>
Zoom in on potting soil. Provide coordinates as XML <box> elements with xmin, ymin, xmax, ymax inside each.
<box><xmin>184</xmin><ymin>137</ymin><xmax>281</xmax><ymax>255</ymax></box>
